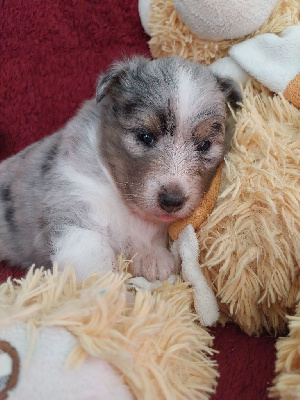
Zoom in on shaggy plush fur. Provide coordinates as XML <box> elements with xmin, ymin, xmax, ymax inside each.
<box><xmin>200</xmin><ymin>79</ymin><xmax>300</xmax><ymax>335</ymax></box>
<box><xmin>270</xmin><ymin>302</ymin><xmax>300</xmax><ymax>399</ymax></box>
<box><xmin>0</xmin><ymin>264</ymin><xmax>218</xmax><ymax>399</ymax></box>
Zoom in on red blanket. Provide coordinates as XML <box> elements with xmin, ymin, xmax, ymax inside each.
<box><xmin>0</xmin><ymin>1</ymin><xmax>276</xmax><ymax>398</ymax></box>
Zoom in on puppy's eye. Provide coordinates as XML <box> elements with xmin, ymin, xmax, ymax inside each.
<box><xmin>137</xmin><ymin>132</ymin><xmax>155</xmax><ymax>147</ymax></box>
<box><xmin>197</xmin><ymin>140</ymin><xmax>211</xmax><ymax>152</ymax></box>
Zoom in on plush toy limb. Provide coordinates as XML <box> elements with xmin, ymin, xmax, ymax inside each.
<box><xmin>209</xmin><ymin>56</ymin><xmax>250</xmax><ymax>85</ymax></box>
<box><xmin>210</xmin><ymin>26</ymin><xmax>300</xmax><ymax>96</ymax></box>
<box><xmin>167</xmin><ymin>164</ymin><xmax>222</xmax><ymax>326</ymax></box>
<box><xmin>172</xmin><ymin>225</ymin><xmax>219</xmax><ymax>327</ymax></box>
<box><xmin>229</xmin><ymin>26</ymin><xmax>300</xmax><ymax>93</ymax></box>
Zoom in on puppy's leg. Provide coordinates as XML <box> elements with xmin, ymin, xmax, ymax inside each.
<box><xmin>130</xmin><ymin>246</ymin><xmax>178</xmax><ymax>282</ymax></box>
<box><xmin>52</xmin><ymin>226</ymin><xmax>117</xmax><ymax>282</ymax></box>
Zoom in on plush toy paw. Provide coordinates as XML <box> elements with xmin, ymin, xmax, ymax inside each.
<box><xmin>171</xmin><ymin>225</ymin><xmax>220</xmax><ymax>327</ymax></box>
<box><xmin>211</xmin><ymin>25</ymin><xmax>300</xmax><ymax>95</ymax></box>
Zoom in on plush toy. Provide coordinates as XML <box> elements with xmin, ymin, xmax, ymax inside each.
<box><xmin>139</xmin><ymin>0</ymin><xmax>300</xmax><ymax>398</ymax></box>
<box><xmin>0</xmin><ymin>263</ymin><xmax>218</xmax><ymax>400</ymax></box>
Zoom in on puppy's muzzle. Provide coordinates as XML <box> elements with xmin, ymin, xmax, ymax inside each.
<box><xmin>158</xmin><ymin>186</ymin><xmax>187</xmax><ymax>213</ymax></box>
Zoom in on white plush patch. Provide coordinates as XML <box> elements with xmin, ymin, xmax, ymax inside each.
<box><xmin>173</xmin><ymin>225</ymin><xmax>220</xmax><ymax>326</ymax></box>
<box><xmin>0</xmin><ymin>353</ymin><xmax>12</xmax><ymax>377</ymax></box>
<box><xmin>229</xmin><ymin>26</ymin><xmax>300</xmax><ymax>93</ymax></box>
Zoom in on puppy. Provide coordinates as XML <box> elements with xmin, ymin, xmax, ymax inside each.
<box><xmin>0</xmin><ymin>56</ymin><xmax>241</xmax><ymax>282</ymax></box>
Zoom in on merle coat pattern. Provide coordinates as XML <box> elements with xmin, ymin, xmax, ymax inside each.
<box><xmin>0</xmin><ymin>57</ymin><xmax>241</xmax><ymax>281</ymax></box>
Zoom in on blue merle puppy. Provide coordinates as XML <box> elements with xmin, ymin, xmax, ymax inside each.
<box><xmin>0</xmin><ymin>56</ymin><xmax>241</xmax><ymax>281</ymax></box>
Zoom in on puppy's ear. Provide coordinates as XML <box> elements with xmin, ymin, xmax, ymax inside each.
<box><xmin>96</xmin><ymin>71</ymin><xmax>120</xmax><ymax>103</ymax></box>
<box><xmin>96</xmin><ymin>56</ymin><xmax>150</xmax><ymax>103</ymax></box>
<box><xmin>215</xmin><ymin>76</ymin><xmax>243</xmax><ymax>109</ymax></box>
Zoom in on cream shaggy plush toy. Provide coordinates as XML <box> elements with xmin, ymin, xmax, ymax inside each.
<box><xmin>0</xmin><ymin>262</ymin><xmax>218</xmax><ymax>400</ymax></box>
<box><xmin>139</xmin><ymin>0</ymin><xmax>300</xmax><ymax>398</ymax></box>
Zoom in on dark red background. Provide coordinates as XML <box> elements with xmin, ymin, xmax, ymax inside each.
<box><xmin>0</xmin><ymin>1</ymin><xmax>276</xmax><ymax>398</ymax></box>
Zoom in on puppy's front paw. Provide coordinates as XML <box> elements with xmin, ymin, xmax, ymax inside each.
<box><xmin>130</xmin><ymin>248</ymin><xmax>178</xmax><ymax>282</ymax></box>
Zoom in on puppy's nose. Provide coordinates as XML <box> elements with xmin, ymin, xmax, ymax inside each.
<box><xmin>158</xmin><ymin>188</ymin><xmax>186</xmax><ymax>213</ymax></box>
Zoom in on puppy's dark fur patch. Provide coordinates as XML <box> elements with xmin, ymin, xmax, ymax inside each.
<box><xmin>41</xmin><ymin>144</ymin><xmax>59</xmax><ymax>175</ymax></box>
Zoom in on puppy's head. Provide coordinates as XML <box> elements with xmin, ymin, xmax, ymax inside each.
<box><xmin>96</xmin><ymin>56</ymin><xmax>242</xmax><ymax>223</ymax></box>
